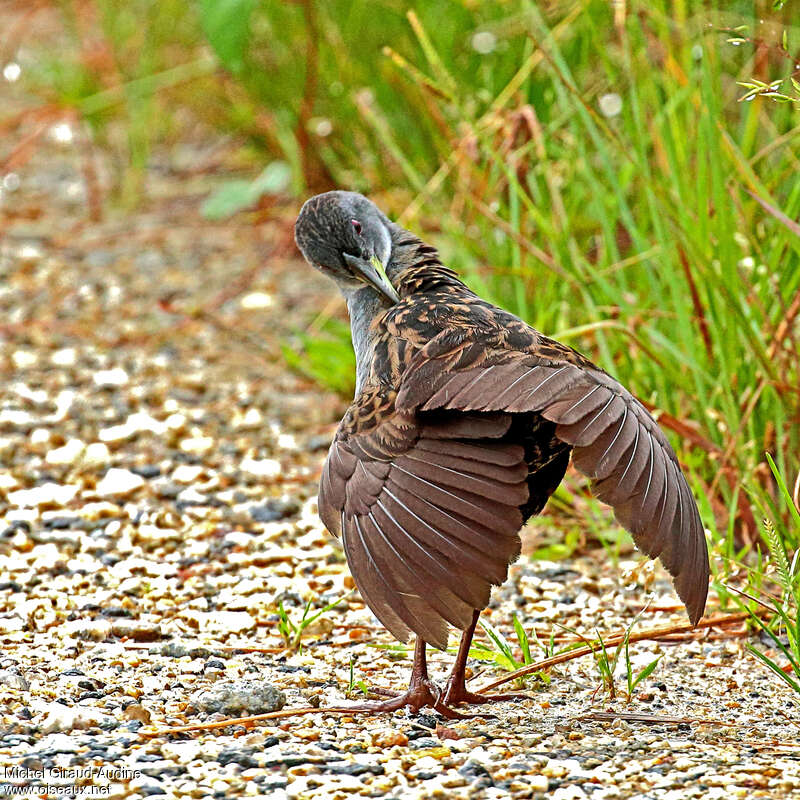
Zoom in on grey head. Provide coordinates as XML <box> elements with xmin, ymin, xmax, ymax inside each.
<box><xmin>294</xmin><ymin>191</ymin><xmax>399</xmax><ymax>303</ymax></box>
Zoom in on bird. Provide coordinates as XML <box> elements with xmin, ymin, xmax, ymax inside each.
<box><xmin>294</xmin><ymin>190</ymin><xmax>709</xmax><ymax>716</ymax></box>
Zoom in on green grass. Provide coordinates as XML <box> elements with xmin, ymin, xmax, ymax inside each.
<box><xmin>726</xmin><ymin>454</ymin><xmax>800</xmax><ymax>699</ymax></box>
<box><xmin>276</xmin><ymin>591</ymin><xmax>351</xmax><ymax>652</ymax></box>
<box><xmin>15</xmin><ymin>0</ymin><xmax>800</xmax><ymax>695</ymax></box>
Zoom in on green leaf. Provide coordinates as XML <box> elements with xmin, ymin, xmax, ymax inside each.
<box><xmin>202</xmin><ymin>162</ymin><xmax>291</xmax><ymax>220</ymax></box>
<box><xmin>513</xmin><ymin>614</ymin><xmax>532</xmax><ymax>665</ymax></box>
<box><xmin>478</xmin><ymin>617</ymin><xmax>522</xmax><ymax>672</ymax></box>
<box><xmin>251</xmin><ymin>161</ymin><xmax>293</xmax><ymax>195</ymax></box>
<box><xmin>282</xmin><ymin>317</ymin><xmax>356</xmax><ymax>398</ymax></box>
<box><xmin>201</xmin><ymin>179</ymin><xmax>257</xmax><ymax>219</ymax></box>
<box><xmin>747</xmin><ymin>645</ymin><xmax>800</xmax><ymax>694</ymax></box>
<box><xmin>198</xmin><ymin>0</ymin><xmax>255</xmax><ymax>74</ymax></box>
<box><xmin>630</xmin><ymin>655</ymin><xmax>663</xmax><ymax>694</ymax></box>
<box><xmin>767</xmin><ymin>453</ymin><xmax>800</xmax><ymax>530</ymax></box>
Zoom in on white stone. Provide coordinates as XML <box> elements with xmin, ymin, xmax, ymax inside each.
<box><xmin>62</xmin><ymin>618</ymin><xmax>113</xmax><ymax>640</ymax></box>
<box><xmin>241</xmin><ymin>458</ymin><xmax>281</xmax><ymax>479</ymax></box>
<box><xmin>552</xmin><ymin>787</ymin><xmax>588</xmax><ymax>800</ymax></box>
<box><xmin>161</xmin><ymin>740</ymin><xmax>206</xmax><ymax>764</ymax></box>
<box><xmin>471</xmin><ymin>31</ymin><xmax>497</xmax><ymax>54</ymax></box>
<box><xmin>50</xmin><ymin>390</ymin><xmax>76</xmax><ymax>422</ymax></box>
<box><xmin>0</xmin><ymin>472</ymin><xmax>19</xmax><ymax>490</ymax></box>
<box><xmin>0</xmin><ymin>616</ymin><xmax>25</xmax><ymax>633</ymax></box>
<box><xmin>176</xmin><ymin>487</ymin><xmax>207</xmax><ymax>505</ymax></box>
<box><xmin>184</xmin><ymin>610</ymin><xmax>256</xmax><ymax>634</ymax></box>
<box><xmin>8</xmin><ymin>482</ymin><xmax>79</xmax><ymax>508</ymax></box>
<box><xmin>0</xmin><ymin>409</ymin><xmax>34</xmax><ymax>427</ymax></box>
<box><xmin>96</xmin><ymin>468</ymin><xmax>145</xmax><ymax>498</ymax></box>
<box><xmin>234</xmin><ymin>407</ymin><xmax>263</xmax><ymax>429</ymax></box>
<box><xmin>51</xmin><ymin>347</ymin><xmax>78</xmax><ymax>366</ymax></box>
<box><xmin>240</xmin><ymin>291</ymin><xmax>274</xmax><ymax>309</ymax></box>
<box><xmin>599</xmin><ymin>92</ymin><xmax>623</xmax><ymax>117</ymax></box>
<box><xmin>277</xmin><ymin>433</ymin><xmax>297</xmax><ymax>450</ymax></box>
<box><xmin>83</xmin><ymin>442</ymin><xmax>110</xmax><ymax>465</ymax></box>
<box><xmin>179</xmin><ymin>436</ymin><xmax>214</xmax><ymax>455</ymax></box>
<box><xmin>46</xmin><ymin>438</ymin><xmax>86</xmax><ymax>466</ymax></box>
<box><xmin>93</xmin><ymin>367</ymin><xmax>129</xmax><ymax>387</ymax></box>
<box><xmin>39</xmin><ymin>702</ymin><xmax>109</xmax><ymax>733</ymax></box>
<box><xmin>99</xmin><ymin>412</ymin><xmax>166</xmax><ymax>443</ymax></box>
<box><xmin>172</xmin><ymin>464</ymin><xmax>204</xmax><ymax>484</ymax></box>
<box><xmin>165</xmin><ymin>412</ymin><xmax>188</xmax><ymax>431</ymax></box>
<box><xmin>12</xmin><ymin>350</ymin><xmax>37</xmax><ymax>369</ymax></box>
<box><xmin>30</xmin><ymin>428</ymin><xmax>51</xmax><ymax>445</ymax></box>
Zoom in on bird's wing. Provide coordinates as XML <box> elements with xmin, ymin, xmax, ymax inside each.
<box><xmin>319</xmin><ymin>387</ymin><xmax>529</xmax><ymax>649</ymax></box>
<box><xmin>395</xmin><ymin>328</ymin><xmax>709</xmax><ymax>624</ymax></box>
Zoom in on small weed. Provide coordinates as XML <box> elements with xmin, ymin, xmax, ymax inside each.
<box><xmin>276</xmin><ymin>591</ymin><xmax>351</xmax><ymax>652</ymax></box>
<box><xmin>346</xmin><ymin>657</ymin><xmax>370</xmax><ymax>699</ymax></box>
<box><xmin>471</xmin><ymin>614</ymin><xmax>551</xmax><ymax>688</ymax></box>
<box><xmin>560</xmin><ymin>610</ymin><xmax>662</xmax><ymax>702</ymax></box>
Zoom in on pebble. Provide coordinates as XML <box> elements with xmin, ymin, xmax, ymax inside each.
<box><xmin>45</xmin><ymin>438</ymin><xmax>86</xmax><ymax>465</ymax></box>
<box><xmin>371</xmin><ymin>729</ymin><xmax>409</xmax><ymax>748</ymax></box>
<box><xmin>95</xmin><ymin>468</ymin><xmax>146</xmax><ymax>498</ymax></box>
<box><xmin>161</xmin><ymin>740</ymin><xmax>207</xmax><ymax>764</ymax></box>
<box><xmin>240</xmin><ymin>291</ymin><xmax>273</xmax><ymax>309</ymax></box>
<box><xmin>63</xmin><ymin>619</ymin><xmax>112</xmax><ymax>640</ymax></box>
<box><xmin>99</xmin><ymin>413</ymin><xmax>166</xmax><ymax>443</ymax></box>
<box><xmin>7</xmin><ymin>483</ymin><xmax>79</xmax><ymax>508</ymax></box>
<box><xmin>189</xmin><ymin>681</ymin><xmax>286</xmax><ymax>715</ymax></box>
<box><xmin>83</xmin><ymin>442</ymin><xmax>111</xmax><ymax>466</ymax></box>
<box><xmin>240</xmin><ymin>458</ymin><xmax>281</xmax><ymax>479</ymax></box>
<box><xmin>0</xmin><ymin>472</ymin><xmax>19</xmax><ymax>490</ymax></box>
<box><xmin>171</xmin><ymin>465</ymin><xmax>205</xmax><ymax>483</ymax></box>
<box><xmin>39</xmin><ymin>703</ymin><xmax>110</xmax><ymax>733</ymax></box>
<box><xmin>122</xmin><ymin>704</ymin><xmax>152</xmax><ymax>724</ymax></box>
<box><xmin>0</xmin><ymin>669</ymin><xmax>29</xmax><ymax>691</ymax></box>
<box><xmin>93</xmin><ymin>367</ymin><xmax>130</xmax><ymax>387</ymax></box>
<box><xmin>110</xmin><ymin>620</ymin><xmax>163</xmax><ymax>641</ymax></box>
<box><xmin>179</xmin><ymin>436</ymin><xmax>214</xmax><ymax>455</ymax></box>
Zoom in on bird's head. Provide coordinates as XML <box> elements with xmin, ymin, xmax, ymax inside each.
<box><xmin>294</xmin><ymin>191</ymin><xmax>399</xmax><ymax>303</ymax></box>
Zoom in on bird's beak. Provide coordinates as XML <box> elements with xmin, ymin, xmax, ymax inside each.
<box><xmin>344</xmin><ymin>253</ymin><xmax>400</xmax><ymax>304</ymax></box>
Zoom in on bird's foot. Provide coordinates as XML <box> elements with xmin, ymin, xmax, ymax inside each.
<box><xmin>346</xmin><ymin>676</ymin><xmax>470</xmax><ymax>719</ymax></box>
<box><xmin>441</xmin><ymin>678</ymin><xmax>530</xmax><ymax>707</ymax></box>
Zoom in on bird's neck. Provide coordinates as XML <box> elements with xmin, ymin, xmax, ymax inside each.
<box><xmin>343</xmin><ymin>226</ymin><xmax>471</xmax><ymax>397</ymax></box>
<box><xmin>386</xmin><ymin>224</ymin><xmax>469</xmax><ymax>296</ymax></box>
<box><xmin>346</xmin><ymin>286</ymin><xmax>388</xmax><ymax>395</ymax></box>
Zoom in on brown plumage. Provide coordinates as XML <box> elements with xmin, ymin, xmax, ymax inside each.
<box><xmin>295</xmin><ymin>191</ymin><xmax>709</xmax><ymax>713</ymax></box>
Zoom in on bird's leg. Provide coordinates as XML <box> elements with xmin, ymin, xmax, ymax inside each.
<box><xmin>441</xmin><ymin>610</ymin><xmax>531</xmax><ymax>706</ymax></box>
<box><xmin>346</xmin><ymin>637</ymin><xmax>468</xmax><ymax>719</ymax></box>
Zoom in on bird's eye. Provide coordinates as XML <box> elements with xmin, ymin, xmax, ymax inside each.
<box><xmin>350</xmin><ymin>219</ymin><xmax>363</xmax><ymax>236</ymax></box>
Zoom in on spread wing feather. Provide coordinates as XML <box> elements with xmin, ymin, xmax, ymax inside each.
<box><xmin>397</xmin><ymin>350</ymin><xmax>709</xmax><ymax>624</ymax></box>
<box><xmin>320</xmin><ymin>414</ymin><xmax>529</xmax><ymax>649</ymax></box>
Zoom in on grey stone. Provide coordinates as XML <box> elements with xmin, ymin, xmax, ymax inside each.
<box><xmin>189</xmin><ymin>681</ymin><xmax>286</xmax><ymax>716</ymax></box>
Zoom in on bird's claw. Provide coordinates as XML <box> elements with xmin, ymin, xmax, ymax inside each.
<box><xmin>442</xmin><ymin>680</ymin><xmax>530</xmax><ymax>707</ymax></box>
<box><xmin>346</xmin><ymin>677</ymin><xmax>471</xmax><ymax>719</ymax></box>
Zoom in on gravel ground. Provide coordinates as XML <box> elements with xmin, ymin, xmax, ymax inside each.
<box><xmin>2</xmin><ymin>42</ymin><xmax>800</xmax><ymax>800</ymax></box>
